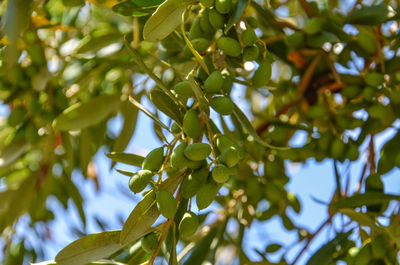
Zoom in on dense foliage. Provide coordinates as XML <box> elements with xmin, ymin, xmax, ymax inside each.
<box><xmin>1</xmin><ymin>0</ymin><xmax>400</xmax><ymax>264</ymax></box>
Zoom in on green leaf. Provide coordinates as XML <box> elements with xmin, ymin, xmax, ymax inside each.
<box><xmin>149</xmin><ymin>89</ymin><xmax>184</xmax><ymax>125</ymax></box>
<box><xmin>0</xmin><ymin>175</ymin><xmax>36</xmax><ymax>232</ymax></box>
<box><xmin>378</xmin><ymin>131</ymin><xmax>400</xmax><ymax>174</ymax></box>
<box><xmin>55</xmin><ymin>231</ymin><xmax>124</xmax><ymax>265</ymax></box>
<box><xmin>225</xmin><ymin>0</ymin><xmax>248</xmax><ymax>33</ymax></box>
<box><xmin>338</xmin><ymin>208</ymin><xmax>382</xmax><ymax>229</ymax></box>
<box><xmin>232</xmin><ymin>103</ymin><xmax>289</xmax><ymax>150</ymax></box>
<box><xmin>53</xmin><ymin>94</ymin><xmax>121</xmax><ymax>131</ymax></box>
<box><xmin>80</xmin><ymin>129</ymin><xmax>92</xmax><ymax>177</ymax></box>
<box><xmin>0</xmin><ymin>136</ymin><xmax>28</xmax><ymax>169</ymax></box>
<box><xmin>112</xmin><ymin>2</ymin><xmax>158</xmax><ymax>17</ymax></box>
<box><xmin>3</xmin><ymin>0</ymin><xmax>32</xmax><ymax>83</ymax></box>
<box><xmin>106</xmin><ymin>152</ymin><xmax>144</xmax><ymax>167</ymax></box>
<box><xmin>128</xmin><ymin>96</ymin><xmax>170</xmax><ymax>131</ymax></box>
<box><xmin>112</xmin><ymin>99</ymin><xmax>139</xmax><ymax>153</ymax></box>
<box><xmin>120</xmin><ymin>169</ymin><xmax>186</xmax><ymax>244</ymax></box>
<box><xmin>306</xmin><ymin>233</ymin><xmax>351</xmax><ymax>265</ymax></box>
<box><xmin>188</xmin><ymin>74</ymin><xmax>210</xmax><ymax>116</ymax></box>
<box><xmin>77</xmin><ymin>33</ymin><xmax>122</xmax><ymax>54</ymax></box>
<box><xmin>331</xmin><ymin>192</ymin><xmax>400</xmax><ymax>209</ymax></box>
<box><xmin>181</xmin><ymin>224</ymin><xmax>219</xmax><ymax>265</ymax></box>
<box><xmin>347</xmin><ymin>4</ymin><xmax>389</xmax><ymax>25</ymax></box>
<box><xmin>143</xmin><ymin>0</ymin><xmax>192</xmax><ymax>42</ymax></box>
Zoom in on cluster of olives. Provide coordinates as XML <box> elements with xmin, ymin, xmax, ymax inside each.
<box><xmin>128</xmin><ymin>112</ymin><xmax>244</xmax><ymax>252</ymax></box>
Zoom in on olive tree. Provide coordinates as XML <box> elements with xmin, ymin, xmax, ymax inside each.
<box><xmin>1</xmin><ymin>0</ymin><xmax>400</xmax><ymax>264</ymax></box>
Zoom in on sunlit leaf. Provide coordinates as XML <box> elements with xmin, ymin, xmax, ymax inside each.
<box><xmin>53</xmin><ymin>94</ymin><xmax>121</xmax><ymax>131</ymax></box>
<box><xmin>106</xmin><ymin>152</ymin><xmax>144</xmax><ymax>167</ymax></box>
<box><xmin>55</xmin><ymin>231</ymin><xmax>123</xmax><ymax>265</ymax></box>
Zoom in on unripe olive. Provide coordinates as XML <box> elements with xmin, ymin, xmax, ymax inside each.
<box><xmin>215</xmin><ymin>0</ymin><xmax>231</xmax><ymax>14</ymax></box>
<box><xmin>156</xmin><ymin>189</ymin><xmax>177</xmax><ymax>219</ymax></box>
<box><xmin>303</xmin><ymin>17</ymin><xmax>322</xmax><ymax>35</ymax></box>
<box><xmin>171</xmin><ymin>142</ymin><xmax>204</xmax><ymax>169</ymax></box>
<box><xmin>141</xmin><ymin>233</ymin><xmax>158</xmax><ymax>253</ymax></box>
<box><xmin>210</xmin><ymin>96</ymin><xmax>234</xmax><ymax>115</ymax></box>
<box><xmin>183</xmin><ymin>109</ymin><xmax>202</xmax><ymax>139</ymax></box>
<box><xmin>252</xmin><ymin>60</ymin><xmax>272</xmax><ymax>87</ymax></box>
<box><xmin>354</xmin><ymin>243</ymin><xmax>371</xmax><ymax>265</ymax></box>
<box><xmin>142</xmin><ymin>147</ymin><xmax>164</xmax><ymax>172</ymax></box>
<box><xmin>200</xmin><ymin>0</ymin><xmax>214</xmax><ymax>8</ymax></box>
<box><xmin>243</xmin><ymin>45</ymin><xmax>259</xmax><ymax>61</ymax></box>
<box><xmin>129</xmin><ymin>170</ymin><xmax>153</xmax><ymax>193</ymax></box>
<box><xmin>182</xmin><ymin>166</ymin><xmax>209</xmax><ymax>198</ymax></box>
<box><xmin>219</xmin><ymin>146</ymin><xmax>241</xmax><ymax>167</ymax></box>
<box><xmin>241</xmin><ymin>29</ymin><xmax>257</xmax><ymax>46</ymax></box>
<box><xmin>204</xmin><ymin>71</ymin><xmax>224</xmax><ymax>94</ymax></box>
<box><xmin>26</xmin><ymin>123</ymin><xmax>40</xmax><ymax>145</ymax></box>
<box><xmin>179</xmin><ymin>212</ymin><xmax>199</xmax><ymax>237</ymax></box>
<box><xmin>189</xmin><ymin>18</ymin><xmax>204</xmax><ymax>40</ymax></box>
<box><xmin>184</xmin><ymin>143</ymin><xmax>212</xmax><ymax>161</ymax></box>
<box><xmin>196</xmin><ymin>182</ymin><xmax>219</xmax><ymax>210</ymax></box>
<box><xmin>200</xmin><ymin>9</ymin><xmax>214</xmax><ymax>34</ymax></box>
<box><xmin>222</xmin><ymin>73</ymin><xmax>233</xmax><ymax>94</ymax></box>
<box><xmin>217</xmin><ymin>37</ymin><xmax>241</xmax><ymax>57</ymax></box>
<box><xmin>330</xmin><ymin>138</ymin><xmax>346</xmax><ymax>160</ymax></box>
<box><xmin>365</xmin><ymin>72</ymin><xmax>384</xmax><ymax>87</ymax></box>
<box><xmin>209</xmin><ymin>8</ymin><xmax>225</xmax><ymax>29</ymax></box>
<box><xmin>174</xmin><ymin>81</ymin><xmax>194</xmax><ymax>98</ymax></box>
<box><xmin>8</xmin><ymin>106</ymin><xmax>25</xmax><ymax>127</ymax></box>
<box><xmin>246</xmin><ymin>16</ymin><xmax>258</xmax><ymax>28</ymax></box>
<box><xmin>317</xmin><ymin>133</ymin><xmax>331</xmax><ymax>152</ymax></box>
<box><xmin>212</xmin><ymin>163</ymin><xmax>233</xmax><ymax>183</ymax></box>
<box><xmin>371</xmin><ymin>235</ymin><xmax>388</xmax><ymax>259</ymax></box>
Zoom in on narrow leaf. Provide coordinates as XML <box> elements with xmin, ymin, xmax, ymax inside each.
<box><xmin>53</xmin><ymin>94</ymin><xmax>121</xmax><ymax>131</ymax></box>
<box><xmin>143</xmin><ymin>0</ymin><xmax>189</xmax><ymax>42</ymax></box>
<box><xmin>306</xmin><ymin>233</ymin><xmax>351</xmax><ymax>265</ymax></box>
<box><xmin>112</xmin><ymin>2</ymin><xmax>157</xmax><ymax>17</ymax></box>
<box><xmin>232</xmin><ymin>103</ymin><xmax>289</xmax><ymax>150</ymax></box>
<box><xmin>149</xmin><ymin>89</ymin><xmax>184</xmax><ymax>125</ymax></box>
<box><xmin>113</xmin><ymin>99</ymin><xmax>139</xmax><ymax>153</ymax></box>
<box><xmin>331</xmin><ymin>192</ymin><xmax>400</xmax><ymax>209</ymax></box>
<box><xmin>339</xmin><ymin>209</ymin><xmax>382</xmax><ymax>230</ymax></box>
<box><xmin>0</xmin><ymin>136</ymin><xmax>28</xmax><ymax>169</ymax></box>
<box><xmin>347</xmin><ymin>4</ymin><xmax>389</xmax><ymax>25</ymax></box>
<box><xmin>128</xmin><ymin>95</ymin><xmax>170</xmax><ymax>131</ymax></box>
<box><xmin>55</xmin><ymin>231</ymin><xmax>123</xmax><ymax>265</ymax></box>
<box><xmin>225</xmin><ymin>0</ymin><xmax>248</xmax><ymax>33</ymax></box>
<box><xmin>188</xmin><ymin>74</ymin><xmax>210</xmax><ymax>116</ymax></box>
<box><xmin>77</xmin><ymin>33</ymin><xmax>122</xmax><ymax>54</ymax></box>
<box><xmin>106</xmin><ymin>152</ymin><xmax>144</xmax><ymax>167</ymax></box>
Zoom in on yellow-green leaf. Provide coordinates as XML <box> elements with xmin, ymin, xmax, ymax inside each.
<box><xmin>143</xmin><ymin>0</ymin><xmax>191</xmax><ymax>42</ymax></box>
<box><xmin>106</xmin><ymin>152</ymin><xmax>144</xmax><ymax>167</ymax></box>
<box><xmin>53</xmin><ymin>94</ymin><xmax>121</xmax><ymax>131</ymax></box>
<box><xmin>55</xmin><ymin>231</ymin><xmax>123</xmax><ymax>265</ymax></box>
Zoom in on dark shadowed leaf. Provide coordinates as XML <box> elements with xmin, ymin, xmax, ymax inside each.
<box><xmin>225</xmin><ymin>0</ymin><xmax>248</xmax><ymax>33</ymax></box>
<box><xmin>150</xmin><ymin>89</ymin><xmax>184</xmax><ymax>124</ymax></box>
<box><xmin>331</xmin><ymin>192</ymin><xmax>400</xmax><ymax>209</ymax></box>
<box><xmin>306</xmin><ymin>233</ymin><xmax>351</xmax><ymax>265</ymax></box>
<box><xmin>347</xmin><ymin>4</ymin><xmax>389</xmax><ymax>25</ymax></box>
